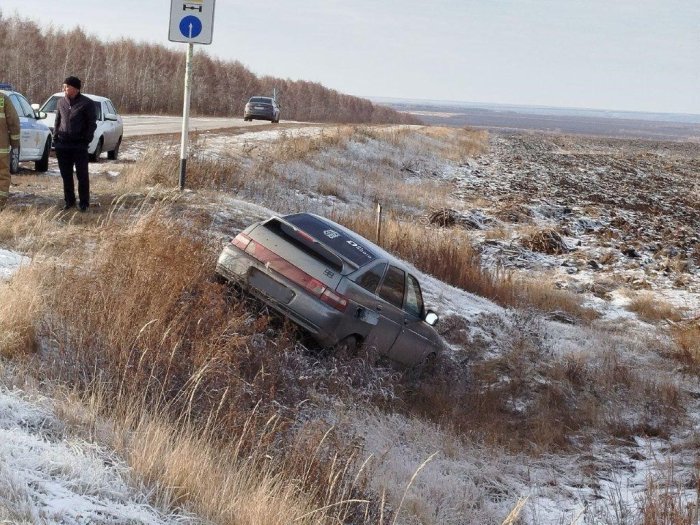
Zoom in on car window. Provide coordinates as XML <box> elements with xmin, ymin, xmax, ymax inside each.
<box><xmin>404</xmin><ymin>274</ymin><xmax>424</xmax><ymax>318</ymax></box>
<box><xmin>284</xmin><ymin>214</ymin><xmax>376</xmax><ymax>267</ymax></box>
<box><xmin>378</xmin><ymin>265</ymin><xmax>405</xmax><ymax>309</ymax></box>
<box><xmin>105</xmin><ymin>100</ymin><xmax>117</xmax><ymax>114</ymax></box>
<box><xmin>41</xmin><ymin>96</ymin><xmax>60</xmax><ymax>113</ymax></box>
<box><xmin>354</xmin><ymin>262</ymin><xmax>387</xmax><ymax>294</ymax></box>
<box><xmin>250</xmin><ymin>97</ymin><xmax>272</xmax><ymax>104</ymax></box>
<box><xmin>16</xmin><ymin>95</ymin><xmax>35</xmax><ymax>118</ymax></box>
<box><xmin>10</xmin><ymin>94</ymin><xmax>31</xmax><ymax>118</ymax></box>
<box><xmin>264</xmin><ymin>219</ymin><xmax>344</xmax><ymax>272</ymax></box>
<box><xmin>93</xmin><ymin>101</ymin><xmax>103</xmax><ymax>120</ymax></box>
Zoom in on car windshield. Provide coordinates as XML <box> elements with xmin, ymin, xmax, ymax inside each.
<box><xmin>41</xmin><ymin>96</ymin><xmax>61</xmax><ymax>112</ymax></box>
<box><xmin>283</xmin><ymin>214</ymin><xmax>376</xmax><ymax>267</ymax></box>
<box><xmin>250</xmin><ymin>97</ymin><xmax>272</xmax><ymax>104</ymax></box>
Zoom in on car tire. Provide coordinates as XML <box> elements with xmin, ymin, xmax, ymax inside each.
<box><xmin>107</xmin><ymin>137</ymin><xmax>122</xmax><ymax>160</ymax></box>
<box><xmin>9</xmin><ymin>146</ymin><xmax>19</xmax><ymax>174</ymax></box>
<box><xmin>89</xmin><ymin>138</ymin><xmax>103</xmax><ymax>162</ymax></box>
<box><xmin>35</xmin><ymin>137</ymin><xmax>51</xmax><ymax>172</ymax></box>
<box><xmin>333</xmin><ymin>335</ymin><xmax>359</xmax><ymax>359</ymax></box>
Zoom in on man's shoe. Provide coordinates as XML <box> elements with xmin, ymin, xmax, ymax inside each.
<box><xmin>63</xmin><ymin>203</ymin><xmax>76</xmax><ymax>211</ymax></box>
<box><xmin>79</xmin><ymin>203</ymin><xmax>89</xmax><ymax>212</ymax></box>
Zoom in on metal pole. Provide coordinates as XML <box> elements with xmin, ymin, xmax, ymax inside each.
<box><xmin>179</xmin><ymin>42</ymin><xmax>194</xmax><ymax>191</ymax></box>
<box><xmin>375</xmin><ymin>202</ymin><xmax>382</xmax><ymax>245</ymax></box>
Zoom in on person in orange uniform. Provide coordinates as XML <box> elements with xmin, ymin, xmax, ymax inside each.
<box><xmin>0</xmin><ymin>91</ymin><xmax>21</xmax><ymax>210</ymax></box>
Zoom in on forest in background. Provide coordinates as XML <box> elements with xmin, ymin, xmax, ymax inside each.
<box><xmin>0</xmin><ymin>13</ymin><xmax>419</xmax><ymax>124</ymax></box>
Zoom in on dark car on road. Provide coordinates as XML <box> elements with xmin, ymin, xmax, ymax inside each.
<box><xmin>243</xmin><ymin>96</ymin><xmax>280</xmax><ymax>123</ymax></box>
<box><xmin>216</xmin><ymin>213</ymin><xmax>443</xmax><ymax>367</ymax></box>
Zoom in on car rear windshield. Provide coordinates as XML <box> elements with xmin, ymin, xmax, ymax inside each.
<box><xmin>283</xmin><ymin>214</ymin><xmax>376</xmax><ymax>267</ymax></box>
<box><xmin>250</xmin><ymin>97</ymin><xmax>272</xmax><ymax>104</ymax></box>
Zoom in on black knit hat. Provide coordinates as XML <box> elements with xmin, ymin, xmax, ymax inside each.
<box><xmin>64</xmin><ymin>76</ymin><xmax>81</xmax><ymax>90</ymax></box>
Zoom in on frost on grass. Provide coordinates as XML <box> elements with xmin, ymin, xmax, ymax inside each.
<box><xmin>0</xmin><ymin>247</ymin><xmax>28</xmax><ymax>281</ymax></box>
<box><xmin>0</xmin><ymin>388</ymin><xmax>196</xmax><ymax>525</ymax></box>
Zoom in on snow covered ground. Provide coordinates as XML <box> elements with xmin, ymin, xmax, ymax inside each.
<box><xmin>0</xmin><ymin>386</ymin><xmax>198</xmax><ymax>524</ymax></box>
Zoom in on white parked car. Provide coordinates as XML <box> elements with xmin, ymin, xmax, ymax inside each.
<box><xmin>0</xmin><ymin>85</ymin><xmax>52</xmax><ymax>173</ymax></box>
<box><xmin>39</xmin><ymin>93</ymin><xmax>123</xmax><ymax>162</ymax></box>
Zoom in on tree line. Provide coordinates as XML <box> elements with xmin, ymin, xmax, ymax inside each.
<box><xmin>0</xmin><ymin>13</ymin><xmax>419</xmax><ymax>125</ymax></box>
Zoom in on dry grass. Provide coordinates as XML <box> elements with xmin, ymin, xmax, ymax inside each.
<box><xmin>417</xmin><ymin>126</ymin><xmax>490</xmax><ymax>161</ymax></box>
<box><xmin>627</xmin><ymin>292</ymin><xmax>685</xmax><ymax>323</ymax></box>
<box><xmin>1</xmin><ymin>205</ymin><xmax>388</xmax><ymax>524</ymax></box>
<box><xmin>270</xmin><ymin>127</ymin><xmax>355</xmax><ymax>163</ymax></box>
<box><xmin>335</xmin><ymin>212</ymin><xmax>597</xmax><ymax>323</ymax></box>
<box><xmin>670</xmin><ymin>319</ymin><xmax>700</xmax><ymax>373</ymax></box>
<box><xmin>639</xmin><ymin>465</ymin><xmax>700</xmax><ymax>525</ymax></box>
<box><xmin>0</xmin><ymin>267</ymin><xmax>41</xmax><ymax>359</ymax></box>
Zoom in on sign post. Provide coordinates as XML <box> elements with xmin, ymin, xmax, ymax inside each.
<box><xmin>168</xmin><ymin>0</ymin><xmax>216</xmax><ymax>190</ymax></box>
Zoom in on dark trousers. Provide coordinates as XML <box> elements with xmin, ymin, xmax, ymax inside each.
<box><xmin>56</xmin><ymin>148</ymin><xmax>90</xmax><ymax>206</ymax></box>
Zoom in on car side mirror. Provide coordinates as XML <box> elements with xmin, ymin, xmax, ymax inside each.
<box><xmin>424</xmin><ymin>311</ymin><xmax>439</xmax><ymax>326</ymax></box>
<box><xmin>35</xmin><ymin>111</ymin><xmax>47</xmax><ymax>120</ymax></box>
<box><xmin>105</xmin><ymin>113</ymin><xmax>118</xmax><ymax>121</ymax></box>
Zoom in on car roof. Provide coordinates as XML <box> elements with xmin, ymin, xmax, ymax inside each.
<box><xmin>48</xmin><ymin>92</ymin><xmax>111</xmax><ymax>102</ymax></box>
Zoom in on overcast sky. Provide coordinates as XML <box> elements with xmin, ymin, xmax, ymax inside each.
<box><xmin>2</xmin><ymin>0</ymin><xmax>698</xmax><ymax>114</ymax></box>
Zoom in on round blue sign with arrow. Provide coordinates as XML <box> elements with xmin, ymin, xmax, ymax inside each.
<box><xmin>179</xmin><ymin>15</ymin><xmax>203</xmax><ymax>38</ymax></box>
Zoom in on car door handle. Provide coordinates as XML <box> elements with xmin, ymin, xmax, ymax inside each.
<box><xmin>375</xmin><ymin>304</ymin><xmax>382</xmax><ymax>312</ymax></box>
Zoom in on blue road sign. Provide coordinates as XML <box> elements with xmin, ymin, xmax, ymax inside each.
<box><xmin>179</xmin><ymin>15</ymin><xmax>202</xmax><ymax>38</ymax></box>
<box><xmin>169</xmin><ymin>1</ymin><xmax>215</xmax><ymax>45</ymax></box>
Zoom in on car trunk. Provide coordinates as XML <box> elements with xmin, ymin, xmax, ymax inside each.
<box><xmin>245</xmin><ymin>218</ymin><xmax>346</xmax><ymax>292</ymax></box>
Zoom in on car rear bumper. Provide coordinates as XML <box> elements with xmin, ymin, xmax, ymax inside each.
<box><xmin>216</xmin><ymin>245</ymin><xmax>347</xmax><ymax>347</ymax></box>
<box><xmin>244</xmin><ymin>110</ymin><xmax>276</xmax><ymax>120</ymax></box>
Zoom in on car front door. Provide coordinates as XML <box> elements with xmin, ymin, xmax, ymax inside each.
<box><xmin>362</xmin><ymin>265</ymin><xmax>406</xmax><ymax>357</ymax></box>
<box><xmin>10</xmin><ymin>94</ymin><xmax>40</xmax><ymax>160</ymax></box>
<box><xmin>389</xmin><ymin>273</ymin><xmax>434</xmax><ymax>366</ymax></box>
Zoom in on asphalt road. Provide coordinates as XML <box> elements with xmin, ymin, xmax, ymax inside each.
<box><xmin>122</xmin><ymin>115</ymin><xmax>274</xmax><ymax>137</ymax></box>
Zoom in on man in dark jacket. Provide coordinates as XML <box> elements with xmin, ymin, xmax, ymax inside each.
<box><xmin>53</xmin><ymin>76</ymin><xmax>97</xmax><ymax>212</ymax></box>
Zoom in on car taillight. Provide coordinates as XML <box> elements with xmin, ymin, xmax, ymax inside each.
<box><xmin>320</xmin><ymin>288</ymin><xmax>348</xmax><ymax>311</ymax></box>
<box><xmin>232</xmin><ymin>232</ymin><xmax>251</xmax><ymax>250</ymax></box>
<box><xmin>244</xmin><ymin>239</ymin><xmax>348</xmax><ymax>311</ymax></box>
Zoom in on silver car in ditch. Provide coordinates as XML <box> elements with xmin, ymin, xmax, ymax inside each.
<box><xmin>216</xmin><ymin>213</ymin><xmax>443</xmax><ymax>367</ymax></box>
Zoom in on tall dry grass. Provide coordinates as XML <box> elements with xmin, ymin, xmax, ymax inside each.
<box><xmin>334</xmin><ymin>212</ymin><xmax>597</xmax><ymax>323</ymax></box>
<box><xmin>670</xmin><ymin>319</ymin><xmax>700</xmax><ymax>374</ymax></box>
<box><xmin>0</xmin><ymin>204</ymin><xmax>389</xmax><ymax>524</ymax></box>
<box><xmin>626</xmin><ymin>292</ymin><xmax>685</xmax><ymax>323</ymax></box>
<box><xmin>0</xmin><ymin>267</ymin><xmax>41</xmax><ymax>359</ymax></box>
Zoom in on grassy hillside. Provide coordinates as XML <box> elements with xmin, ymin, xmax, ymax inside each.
<box><xmin>0</xmin><ymin>125</ymin><xmax>698</xmax><ymax>524</ymax></box>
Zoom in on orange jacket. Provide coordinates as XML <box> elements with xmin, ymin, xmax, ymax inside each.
<box><xmin>0</xmin><ymin>93</ymin><xmax>21</xmax><ymax>155</ymax></box>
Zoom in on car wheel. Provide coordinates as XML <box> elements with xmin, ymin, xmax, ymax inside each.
<box><xmin>9</xmin><ymin>146</ymin><xmax>19</xmax><ymax>174</ymax></box>
<box><xmin>413</xmin><ymin>352</ymin><xmax>438</xmax><ymax>377</ymax></box>
<box><xmin>107</xmin><ymin>137</ymin><xmax>122</xmax><ymax>160</ymax></box>
<box><xmin>35</xmin><ymin>137</ymin><xmax>51</xmax><ymax>172</ymax></box>
<box><xmin>333</xmin><ymin>335</ymin><xmax>359</xmax><ymax>359</ymax></box>
<box><xmin>89</xmin><ymin>138</ymin><xmax>103</xmax><ymax>162</ymax></box>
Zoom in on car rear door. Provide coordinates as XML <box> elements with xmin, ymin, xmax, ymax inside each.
<box><xmin>101</xmin><ymin>100</ymin><xmax>118</xmax><ymax>150</ymax></box>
